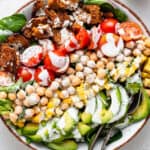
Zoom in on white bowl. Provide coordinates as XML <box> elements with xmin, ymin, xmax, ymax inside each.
<box><xmin>1</xmin><ymin>0</ymin><xmax>150</xmax><ymax>150</ymax></box>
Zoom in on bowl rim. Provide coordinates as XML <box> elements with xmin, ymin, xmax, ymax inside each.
<box><xmin>1</xmin><ymin>0</ymin><xmax>150</xmax><ymax>150</ymax></box>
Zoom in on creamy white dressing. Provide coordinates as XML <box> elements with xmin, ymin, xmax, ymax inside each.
<box><xmin>101</xmin><ymin>33</ymin><xmax>124</xmax><ymax>57</ymax></box>
<box><xmin>0</xmin><ymin>29</ymin><xmax>13</xmax><ymax>36</ymax></box>
<box><xmin>72</xmin><ymin>128</ymin><xmax>82</xmax><ymax>140</ymax></box>
<box><xmin>90</xmin><ymin>26</ymin><xmax>102</xmax><ymax>49</ymax></box>
<box><xmin>21</xmin><ymin>45</ymin><xmax>42</xmax><ymax>63</ymax></box>
<box><xmin>38</xmin><ymin>68</ymin><xmax>50</xmax><ymax>86</ymax></box>
<box><xmin>49</xmin><ymin>51</ymin><xmax>68</xmax><ymax>68</ymax></box>
<box><xmin>57</xmin><ymin>117</ymin><xmax>66</xmax><ymax>131</ymax></box>
<box><xmin>67</xmin><ymin>107</ymin><xmax>79</xmax><ymax>122</ymax></box>
<box><xmin>39</xmin><ymin>39</ymin><xmax>54</xmax><ymax>52</ymax></box>
<box><xmin>85</xmin><ymin>97</ymin><xmax>96</xmax><ymax>114</ymax></box>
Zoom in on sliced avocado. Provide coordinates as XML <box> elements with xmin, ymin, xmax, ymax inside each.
<box><xmin>78</xmin><ymin>122</ymin><xmax>91</xmax><ymax>136</ymax></box>
<box><xmin>130</xmin><ymin>90</ymin><xmax>150</xmax><ymax>122</ymax></box>
<box><xmin>64</xmin><ymin>112</ymin><xmax>75</xmax><ymax>133</ymax></box>
<box><xmin>22</xmin><ymin>123</ymin><xmax>39</xmax><ymax>135</ymax></box>
<box><xmin>28</xmin><ymin>135</ymin><xmax>42</xmax><ymax>143</ymax></box>
<box><xmin>100</xmin><ymin>109</ymin><xmax>113</xmax><ymax>124</ymax></box>
<box><xmin>47</xmin><ymin>140</ymin><xmax>78</xmax><ymax>150</ymax></box>
<box><xmin>81</xmin><ymin>112</ymin><xmax>92</xmax><ymax>124</ymax></box>
<box><xmin>109</xmin><ymin>86</ymin><xmax>129</xmax><ymax>123</ymax></box>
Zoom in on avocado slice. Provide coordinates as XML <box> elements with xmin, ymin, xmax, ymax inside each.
<box><xmin>100</xmin><ymin>109</ymin><xmax>113</xmax><ymax>124</ymax></box>
<box><xmin>47</xmin><ymin>140</ymin><xmax>78</xmax><ymax>150</ymax></box>
<box><xmin>28</xmin><ymin>135</ymin><xmax>42</xmax><ymax>143</ymax></box>
<box><xmin>78</xmin><ymin>122</ymin><xmax>91</xmax><ymax>136</ymax></box>
<box><xmin>130</xmin><ymin>90</ymin><xmax>150</xmax><ymax>122</ymax></box>
<box><xmin>22</xmin><ymin>123</ymin><xmax>39</xmax><ymax>135</ymax></box>
<box><xmin>81</xmin><ymin>112</ymin><xmax>92</xmax><ymax>124</ymax></box>
<box><xmin>109</xmin><ymin>86</ymin><xmax>129</xmax><ymax>123</ymax></box>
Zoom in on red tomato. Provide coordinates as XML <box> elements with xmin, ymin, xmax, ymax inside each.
<box><xmin>44</xmin><ymin>50</ymin><xmax>69</xmax><ymax>73</ymax></box>
<box><xmin>34</xmin><ymin>66</ymin><xmax>55</xmax><ymax>86</ymax></box>
<box><xmin>101</xmin><ymin>18</ymin><xmax>118</xmax><ymax>33</ymax></box>
<box><xmin>76</xmin><ymin>28</ymin><xmax>90</xmax><ymax>49</ymax></box>
<box><xmin>21</xmin><ymin>45</ymin><xmax>43</xmax><ymax>67</ymax></box>
<box><xmin>117</xmin><ymin>21</ymin><xmax>143</xmax><ymax>41</ymax></box>
<box><xmin>17</xmin><ymin>66</ymin><xmax>34</xmax><ymax>82</ymax></box>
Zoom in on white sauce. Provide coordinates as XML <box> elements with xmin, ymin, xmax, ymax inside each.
<box><xmin>85</xmin><ymin>97</ymin><xmax>96</xmax><ymax>114</ymax></box>
<box><xmin>101</xmin><ymin>33</ymin><xmax>124</xmax><ymax>57</ymax></box>
<box><xmin>67</xmin><ymin>107</ymin><xmax>79</xmax><ymax>122</ymax></box>
<box><xmin>21</xmin><ymin>45</ymin><xmax>42</xmax><ymax>63</ymax></box>
<box><xmin>0</xmin><ymin>29</ymin><xmax>13</xmax><ymax>36</ymax></box>
<box><xmin>72</xmin><ymin>128</ymin><xmax>82</xmax><ymax>140</ymax></box>
<box><xmin>38</xmin><ymin>68</ymin><xmax>50</xmax><ymax>86</ymax></box>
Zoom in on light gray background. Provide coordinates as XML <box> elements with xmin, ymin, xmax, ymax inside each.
<box><xmin>0</xmin><ymin>0</ymin><xmax>149</xmax><ymax>150</ymax></box>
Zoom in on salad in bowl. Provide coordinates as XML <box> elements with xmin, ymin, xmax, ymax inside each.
<box><xmin>0</xmin><ymin>0</ymin><xmax>150</xmax><ymax>150</ymax></box>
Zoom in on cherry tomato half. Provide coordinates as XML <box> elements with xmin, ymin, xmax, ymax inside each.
<box><xmin>76</xmin><ymin>28</ymin><xmax>90</xmax><ymax>49</ymax></box>
<box><xmin>101</xmin><ymin>18</ymin><xmax>118</xmax><ymax>33</ymax></box>
<box><xmin>21</xmin><ymin>45</ymin><xmax>43</xmax><ymax>67</ymax></box>
<box><xmin>17</xmin><ymin>66</ymin><xmax>34</xmax><ymax>82</ymax></box>
<box><xmin>34</xmin><ymin>66</ymin><xmax>55</xmax><ymax>86</ymax></box>
<box><xmin>117</xmin><ymin>21</ymin><xmax>143</xmax><ymax>41</ymax></box>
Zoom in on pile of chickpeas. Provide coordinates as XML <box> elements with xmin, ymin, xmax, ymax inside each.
<box><xmin>2</xmin><ymin>36</ymin><xmax>150</xmax><ymax>126</ymax></box>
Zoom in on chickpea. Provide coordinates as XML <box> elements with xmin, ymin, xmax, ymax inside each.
<box><xmin>45</xmin><ymin>88</ymin><xmax>53</xmax><ymax>98</ymax></box>
<box><xmin>75</xmin><ymin>63</ymin><xmax>83</xmax><ymax>71</ymax></box>
<box><xmin>86</xmin><ymin>74</ymin><xmax>96</xmax><ymax>84</ymax></box>
<box><xmin>67</xmin><ymin>86</ymin><xmax>76</xmax><ymax>95</ymax></box>
<box><xmin>76</xmin><ymin>72</ymin><xmax>84</xmax><ymax>80</ymax></box>
<box><xmin>61</xmin><ymin>103</ymin><xmax>69</xmax><ymax>110</ymax></box>
<box><xmin>75</xmin><ymin>50</ymin><xmax>84</xmax><ymax>56</ymax></box>
<box><xmin>9</xmin><ymin>113</ymin><xmax>18</xmax><ymax>123</ymax></box>
<box><xmin>71</xmin><ymin>76</ymin><xmax>81</xmax><ymax>87</ymax></box>
<box><xmin>97</xmin><ymin>68</ymin><xmax>106</xmax><ymax>79</ymax></box>
<box><xmin>70</xmin><ymin>54</ymin><xmax>79</xmax><ymax>63</ymax></box>
<box><xmin>36</xmin><ymin>87</ymin><xmax>46</xmax><ymax>96</ymax></box>
<box><xmin>123</xmin><ymin>48</ymin><xmax>132</xmax><ymax>56</ymax></box>
<box><xmin>83</xmin><ymin>67</ymin><xmax>93</xmax><ymax>75</ymax></box>
<box><xmin>96</xmin><ymin>61</ymin><xmax>105</xmax><ymax>68</ymax></box>
<box><xmin>17</xmin><ymin>90</ymin><xmax>26</xmax><ymax>100</ymax></box>
<box><xmin>145</xmin><ymin>38</ymin><xmax>150</xmax><ymax>48</ymax></box>
<box><xmin>87</xmin><ymin>60</ymin><xmax>96</xmax><ymax>68</ymax></box>
<box><xmin>26</xmin><ymin>93</ymin><xmax>40</xmax><ymax>106</ymax></box>
<box><xmin>143</xmin><ymin>48</ymin><xmax>150</xmax><ymax>56</ymax></box>
<box><xmin>59</xmin><ymin>90</ymin><xmax>69</xmax><ymax>99</ymax></box>
<box><xmin>41</xmin><ymin>106</ymin><xmax>47</xmax><ymax>111</ymax></box>
<box><xmin>33</xmin><ymin>82</ymin><xmax>39</xmax><ymax>89</ymax></box>
<box><xmin>69</xmin><ymin>75</ymin><xmax>75</xmax><ymax>81</ymax></box>
<box><xmin>125</xmin><ymin>41</ymin><xmax>135</xmax><ymax>49</ymax></box>
<box><xmin>86</xmin><ymin>51</ymin><xmax>92</xmax><ymax>57</ymax></box>
<box><xmin>23</xmin><ymin>99</ymin><xmax>30</xmax><ymax>107</ymax></box>
<box><xmin>25</xmin><ymin>109</ymin><xmax>35</xmax><ymax>119</ymax></box>
<box><xmin>97</xmin><ymin>51</ymin><xmax>103</xmax><ymax>58</ymax></box>
<box><xmin>116</xmin><ymin>54</ymin><xmax>124</xmax><ymax>62</ymax></box>
<box><xmin>55</xmin><ymin>107</ymin><xmax>63</xmax><ymax>116</ymax></box>
<box><xmin>101</xmin><ymin>58</ymin><xmax>108</xmax><ymax>64</ymax></box>
<box><xmin>137</xmin><ymin>43</ymin><xmax>145</xmax><ymax>50</ymax></box>
<box><xmin>33</xmin><ymin>106</ymin><xmax>41</xmax><ymax>114</ymax></box>
<box><xmin>8</xmin><ymin>93</ymin><xmax>16</xmax><ymax>101</ymax></box>
<box><xmin>74</xmin><ymin>101</ymin><xmax>84</xmax><ymax>109</ymax></box>
<box><xmin>90</xmin><ymin>53</ymin><xmax>98</xmax><ymax>61</ymax></box>
<box><xmin>133</xmin><ymin>48</ymin><xmax>141</xmax><ymax>56</ymax></box>
<box><xmin>50</xmin><ymin>81</ymin><xmax>59</xmax><ymax>91</ymax></box>
<box><xmin>61</xmin><ymin>78</ymin><xmax>70</xmax><ymax>88</ymax></box>
<box><xmin>14</xmin><ymin>106</ymin><xmax>23</xmax><ymax>115</ymax></box>
<box><xmin>0</xmin><ymin>92</ymin><xmax>7</xmax><ymax>99</ymax></box>
<box><xmin>67</xmin><ymin>67</ymin><xmax>75</xmax><ymax>75</ymax></box>
<box><xmin>106</xmin><ymin>62</ymin><xmax>115</xmax><ymax>70</ymax></box>
<box><xmin>25</xmin><ymin>85</ymin><xmax>35</xmax><ymax>94</ymax></box>
<box><xmin>15</xmin><ymin>99</ymin><xmax>23</xmax><ymax>106</ymax></box>
<box><xmin>92</xmin><ymin>85</ymin><xmax>100</xmax><ymax>93</ymax></box>
<box><xmin>80</xmin><ymin>55</ymin><xmax>89</xmax><ymax>65</ymax></box>
<box><xmin>40</xmin><ymin>97</ymin><xmax>48</xmax><ymax>106</ymax></box>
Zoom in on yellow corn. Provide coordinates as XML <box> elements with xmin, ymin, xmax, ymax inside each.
<box><xmin>63</xmin><ymin>98</ymin><xmax>72</xmax><ymax>105</ymax></box>
<box><xmin>45</xmin><ymin>108</ymin><xmax>54</xmax><ymax>120</ymax></box>
<box><xmin>47</xmin><ymin>101</ymin><xmax>54</xmax><ymax>108</ymax></box>
<box><xmin>32</xmin><ymin>113</ymin><xmax>43</xmax><ymax>123</ymax></box>
<box><xmin>143</xmin><ymin>58</ymin><xmax>150</xmax><ymax>73</ymax></box>
<box><xmin>142</xmin><ymin>72</ymin><xmax>150</xmax><ymax>78</ymax></box>
<box><xmin>15</xmin><ymin>120</ymin><xmax>25</xmax><ymax>128</ymax></box>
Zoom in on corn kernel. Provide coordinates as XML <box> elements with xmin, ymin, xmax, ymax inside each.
<box><xmin>63</xmin><ymin>98</ymin><xmax>72</xmax><ymax>104</ymax></box>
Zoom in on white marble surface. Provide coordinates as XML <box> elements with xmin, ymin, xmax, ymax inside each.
<box><xmin>0</xmin><ymin>0</ymin><xmax>149</xmax><ymax>150</ymax></box>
